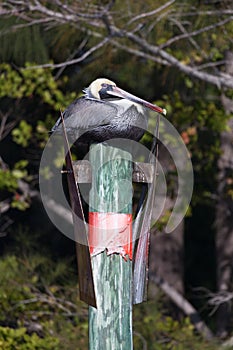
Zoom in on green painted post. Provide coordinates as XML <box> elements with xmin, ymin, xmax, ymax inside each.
<box><xmin>88</xmin><ymin>143</ymin><xmax>133</xmax><ymax>350</ymax></box>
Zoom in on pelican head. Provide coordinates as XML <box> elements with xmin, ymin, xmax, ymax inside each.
<box><xmin>84</xmin><ymin>78</ymin><xmax>166</xmax><ymax>116</ymax></box>
<box><xmin>84</xmin><ymin>78</ymin><xmax>116</xmax><ymax>100</ymax></box>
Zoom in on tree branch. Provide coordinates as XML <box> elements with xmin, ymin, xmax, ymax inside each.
<box><xmin>1</xmin><ymin>1</ymin><xmax>233</xmax><ymax>90</ymax></box>
<box><xmin>160</xmin><ymin>16</ymin><xmax>233</xmax><ymax>49</ymax></box>
<box><xmin>0</xmin><ymin>178</ymin><xmax>72</xmax><ymax>225</ymax></box>
<box><xmin>172</xmin><ymin>9</ymin><xmax>233</xmax><ymax>17</ymax></box>
<box><xmin>120</xmin><ymin>29</ymin><xmax>233</xmax><ymax>89</ymax></box>
<box><xmin>0</xmin><ymin>111</ymin><xmax>17</xmax><ymax>140</ymax></box>
<box><xmin>151</xmin><ymin>274</ymin><xmax>214</xmax><ymax>341</ymax></box>
<box><xmin>25</xmin><ymin>38</ymin><xmax>110</xmax><ymax>70</ymax></box>
<box><xmin>127</xmin><ymin>0</ymin><xmax>175</xmax><ymax>25</ymax></box>
<box><xmin>168</xmin><ymin>17</ymin><xmax>204</xmax><ymax>54</ymax></box>
<box><xmin>110</xmin><ymin>39</ymin><xmax>170</xmax><ymax>66</ymax></box>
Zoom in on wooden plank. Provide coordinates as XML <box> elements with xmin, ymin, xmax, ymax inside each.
<box><xmin>61</xmin><ymin>114</ymin><xmax>96</xmax><ymax>307</ymax></box>
<box><xmin>73</xmin><ymin>160</ymin><xmax>154</xmax><ymax>183</ymax></box>
<box><xmin>132</xmin><ymin>162</ymin><xmax>154</xmax><ymax>183</ymax></box>
<box><xmin>133</xmin><ymin>116</ymin><xmax>160</xmax><ymax>304</ymax></box>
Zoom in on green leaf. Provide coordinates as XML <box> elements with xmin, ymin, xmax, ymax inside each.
<box><xmin>12</xmin><ymin>120</ymin><xmax>32</xmax><ymax>147</ymax></box>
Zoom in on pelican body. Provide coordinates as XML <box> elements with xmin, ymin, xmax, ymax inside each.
<box><xmin>51</xmin><ymin>78</ymin><xmax>166</xmax><ymax>144</ymax></box>
<box><xmin>52</xmin><ymin>79</ymin><xmax>166</xmax><ymax>306</ymax></box>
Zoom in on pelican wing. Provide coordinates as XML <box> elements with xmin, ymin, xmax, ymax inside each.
<box><xmin>51</xmin><ymin>97</ymin><xmax>118</xmax><ymax>135</ymax></box>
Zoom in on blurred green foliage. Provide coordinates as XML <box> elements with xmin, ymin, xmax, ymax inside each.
<box><xmin>0</xmin><ymin>254</ymin><xmax>222</xmax><ymax>350</ymax></box>
<box><xmin>12</xmin><ymin>121</ymin><xmax>32</xmax><ymax>147</ymax></box>
<box><xmin>133</xmin><ymin>301</ymin><xmax>221</xmax><ymax>350</ymax></box>
<box><xmin>0</xmin><ymin>326</ymin><xmax>59</xmax><ymax>350</ymax></box>
<box><xmin>0</xmin><ymin>63</ymin><xmax>76</xmax><ymax>109</ymax></box>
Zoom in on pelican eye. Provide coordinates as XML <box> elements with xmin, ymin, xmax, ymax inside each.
<box><xmin>99</xmin><ymin>83</ymin><xmax>114</xmax><ymax>99</ymax></box>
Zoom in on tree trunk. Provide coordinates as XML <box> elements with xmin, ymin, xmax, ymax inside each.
<box><xmin>149</xmin><ymin>144</ymin><xmax>184</xmax><ymax>297</ymax></box>
<box><xmin>215</xmin><ymin>51</ymin><xmax>233</xmax><ymax>337</ymax></box>
<box><xmin>149</xmin><ymin>221</ymin><xmax>184</xmax><ymax>295</ymax></box>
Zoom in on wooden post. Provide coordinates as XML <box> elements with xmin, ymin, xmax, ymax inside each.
<box><xmin>88</xmin><ymin>143</ymin><xmax>133</xmax><ymax>350</ymax></box>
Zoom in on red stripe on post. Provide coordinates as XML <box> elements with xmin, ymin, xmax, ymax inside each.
<box><xmin>89</xmin><ymin>212</ymin><xmax>132</xmax><ymax>260</ymax></box>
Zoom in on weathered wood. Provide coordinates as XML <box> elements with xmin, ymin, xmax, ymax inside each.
<box><xmin>89</xmin><ymin>254</ymin><xmax>132</xmax><ymax>349</ymax></box>
<box><xmin>132</xmin><ymin>162</ymin><xmax>154</xmax><ymax>183</ymax></box>
<box><xmin>133</xmin><ymin>116</ymin><xmax>160</xmax><ymax>304</ymax></box>
<box><xmin>73</xmin><ymin>160</ymin><xmax>154</xmax><ymax>183</ymax></box>
<box><xmin>88</xmin><ymin>143</ymin><xmax>133</xmax><ymax>350</ymax></box>
<box><xmin>73</xmin><ymin>160</ymin><xmax>93</xmax><ymax>184</ymax></box>
<box><xmin>61</xmin><ymin>114</ymin><xmax>96</xmax><ymax>307</ymax></box>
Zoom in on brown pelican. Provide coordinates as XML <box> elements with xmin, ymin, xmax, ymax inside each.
<box><xmin>51</xmin><ymin>78</ymin><xmax>166</xmax><ymax>143</ymax></box>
